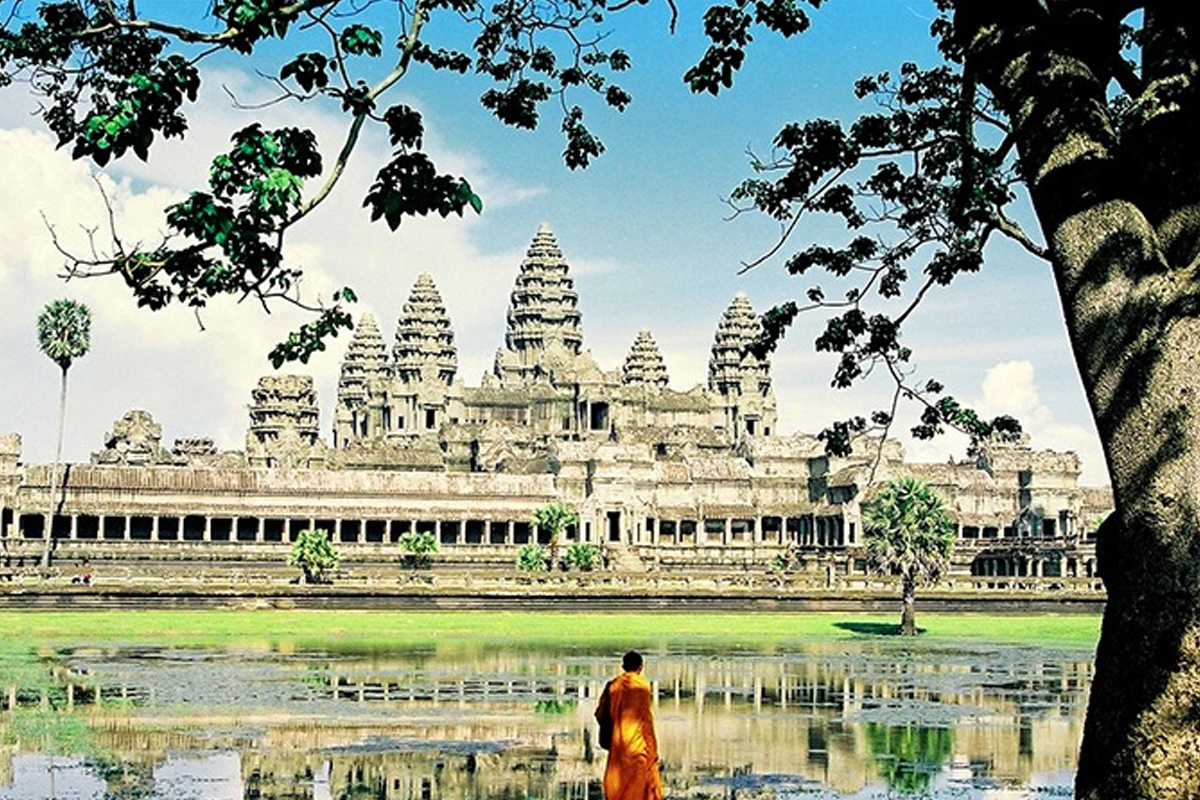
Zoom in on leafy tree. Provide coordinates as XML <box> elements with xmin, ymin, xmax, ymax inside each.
<box><xmin>532</xmin><ymin>502</ymin><xmax>579</xmax><ymax>571</ymax></box>
<box><xmin>398</xmin><ymin>530</ymin><xmax>437</xmax><ymax>569</ymax></box>
<box><xmin>515</xmin><ymin>542</ymin><xmax>548</xmax><ymax>573</ymax></box>
<box><xmin>861</xmin><ymin>476</ymin><xmax>955</xmax><ymax>636</ymax></box>
<box><xmin>289</xmin><ymin>527</ymin><xmax>338</xmax><ymax>584</ymax></box>
<box><xmin>684</xmin><ymin>3</ymin><xmax>1200</xmax><ymax>795</ymax></box>
<box><xmin>35</xmin><ymin>298</ymin><xmax>92</xmax><ymax>568</ymax></box>
<box><xmin>564</xmin><ymin>542</ymin><xmax>600</xmax><ymax>571</ymax></box>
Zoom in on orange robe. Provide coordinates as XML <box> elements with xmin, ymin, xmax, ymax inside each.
<box><xmin>597</xmin><ymin>672</ymin><xmax>663</xmax><ymax>800</ymax></box>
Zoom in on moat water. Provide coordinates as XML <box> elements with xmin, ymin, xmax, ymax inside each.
<box><xmin>0</xmin><ymin>635</ymin><xmax>1092</xmax><ymax>799</ymax></box>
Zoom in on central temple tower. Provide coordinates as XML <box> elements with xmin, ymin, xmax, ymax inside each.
<box><xmin>494</xmin><ymin>223</ymin><xmax>585</xmax><ymax>384</ymax></box>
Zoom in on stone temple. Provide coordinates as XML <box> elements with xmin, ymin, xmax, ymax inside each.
<box><xmin>0</xmin><ymin>225</ymin><xmax>1111</xmax><ymax>583</ymax></box>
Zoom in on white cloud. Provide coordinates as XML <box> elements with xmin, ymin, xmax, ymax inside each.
<box><xmin>971</xmin><ymin>360</ymin><xmax>1107</xmax><ymax>485</ymax></box>
<box><xmin>979</xmin><ymin>360</ymin><xmax>1042</xmax><ymax>418</ymax></box>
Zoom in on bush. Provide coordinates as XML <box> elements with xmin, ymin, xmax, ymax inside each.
<box><xmin>289</xmin><ymin>528</ymin><xmax>338</xmax><ymax>584</ymax></box>
<box><xmin>399</xmin><ymin>531</ymin><xmax>438</xmax><ymax>569</ymax></box>
<box><xmin>516</xmin><ymin>543</ymin><xmax>549</xmax><ymax>572</ymax></box>
<box><xmin>532</xmin><ymin>502</ymin><xmax>579</xmax><ymax>569</ymax></box>
<box><xmin>564</xmin><ymin>543</ymin><xmax>600</xmax><ymax>571</ymax></box>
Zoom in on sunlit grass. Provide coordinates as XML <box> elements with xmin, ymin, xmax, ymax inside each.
<box><xmin>0</xmin><ymin>610</ymin><xmax>1101</xmax><ymax>647</ymax></box>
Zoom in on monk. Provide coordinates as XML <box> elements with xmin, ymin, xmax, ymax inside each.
<box><xmin>595</xmin><ymin>650</ymin><xmax>663</xmax><ymax>800</ymax></box>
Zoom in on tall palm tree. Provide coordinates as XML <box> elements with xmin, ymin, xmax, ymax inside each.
<box><xmin>532</xmin><ymin>502</ymin><xmax>579</xmax><ymax>570</ymax></box>
<box><xmin>861</xmin><ymin>476</ymin><xmax>955</xmax><ymax>635</ymax></box>
<box><xmin>36</xmin><ymin>299</ymin><xmax>92</xmax><ymax>568</ymax></box>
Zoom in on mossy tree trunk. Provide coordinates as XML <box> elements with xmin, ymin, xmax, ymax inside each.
<box><xmin>961</xmin><ymin>7</ymin><xmax>1200</xmax><ymax>797</ymax></box>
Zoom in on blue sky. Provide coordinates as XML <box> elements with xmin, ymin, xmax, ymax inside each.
<box><xmin>0</xmin><ymin>0</ymin><xmax>1107</xmax><ymax>483</ymax></box>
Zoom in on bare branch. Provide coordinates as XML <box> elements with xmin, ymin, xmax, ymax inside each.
<box><xmin>990</xmin><ymin>209</ymin><xmax>1050</xmax><ymax>260</ymax></box>
<box><xmin>610</xmin><ymin>0</ymin><xmax>678</xmax><ymax>33</ymax></box>
<box><xmin>737</xmin><ymin>166</ymin><xmax>853</xmax><ymax>273</ymax></box>
<box><xmin>223</xmin><ymin>79</ymin><xmax>307</xmax><ymax>111</ymax></box>
<box><xmin>866</xmin><ymin>378</ymin><xmax>904</xmax><ymax>487</ymax></box>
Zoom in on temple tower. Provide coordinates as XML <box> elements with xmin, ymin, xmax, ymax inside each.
<box><xmin>390</xmin><ymin>273</ymin><xmax>459</xmax><ymax>434</ymax></box>
<box><xmin>496</xmin><ymin>224</ymin><xmax>584</xmax><ymax>383</ymax></box>
<box><xmin>247</xmin><ymin>375</ymin><xmax>325</xmax><ymax>468</ymax></box>
<box><xmin>393</xmin><ymin>273</ymin><xmax>457</xmax><ymax>386</ymax></box>
<box><xmin>622</xmin><ymin>329</ymin><xmax>669</xmax><ymax>388</ymax></box>
<box><xmin>708</xmin><ymin>293</ymin><xmax>777</xmax><ymax>438</ymax></box>
<box><xmin>334</xmin><ymin>312</ymin><xmax>388</xmax><ymax>445</ymax></box>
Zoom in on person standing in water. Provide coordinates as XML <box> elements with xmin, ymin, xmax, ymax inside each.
<box><xmin>595</xmin><ymin>650</ymin><xmax>663</xmax><ymax>800</ymax></box>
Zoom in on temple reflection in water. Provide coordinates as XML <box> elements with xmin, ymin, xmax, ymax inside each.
<box><xmin>0</xmin><ymin>641</ymin><xmax>1092</xmax><ymax>799</ymax></box>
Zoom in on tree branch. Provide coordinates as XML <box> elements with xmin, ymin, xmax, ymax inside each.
<box><xmin>78</xmin><ymin>0</ymin><xmax>338</xmax><ymax>45</ymax></box>
<box><xmin>289</xmin><ymin>0</ymin><xmax>431</xmax><ymax>226</ymax></box>
<box><xmin>990</xmin><ymin>209</ymin><xmax>1050</xmax><ymax>260</ymax></box>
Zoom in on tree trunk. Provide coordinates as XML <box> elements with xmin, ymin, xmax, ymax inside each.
<box><xmin>959</xmin><ymin>7</ymin><xmax>1200</xmax><ymax>797</ymax></box>
<box><xmin>899</xmin><ymin>576</ymin><xmax>917</xmax><ymax>636</ymax></box>
<box><xmin>41</xmin><ymin>366</ymin><xmax>68</xmax><ymax>569</ymax></box>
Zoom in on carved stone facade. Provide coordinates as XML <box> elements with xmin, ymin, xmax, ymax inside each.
<box><xmin>247</xmin><ymin>374</ymin><xmax>326</xmax><ymax>469</ymax></box>
<box><xmin>92</xmin><ymin>410</ymin><xmax>174</xmax><ymax>466</ymax></box>
<box><xmin>0</xmin><ymin>225</ymin><xmax>1111</xmax><ymax>583</ymax></box>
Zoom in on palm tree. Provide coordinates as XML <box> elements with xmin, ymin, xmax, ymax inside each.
<box><xmin>532</xmin><ymin>502</ymin><xmax>579</xmax><ymax>571</ymax></box>
<box><xmin>36</xmin><ymin>299</ymin><xmax>92</xmax><ymax>568</ymax></box>
<box><xmin>861</xmin><ymin>476</ymin><xmax>955</xmax><ymax>635</ymax></box>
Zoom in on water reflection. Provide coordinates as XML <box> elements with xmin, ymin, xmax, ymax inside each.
<box><xmin>867</xmin><ymin>724</ymin><xmax>954</xmax><ymax>794</ymax></box>
<box><xmin>0</xmin><ymin>638</ymin><xmax>1092</xmax><ymax>799</ymax></box>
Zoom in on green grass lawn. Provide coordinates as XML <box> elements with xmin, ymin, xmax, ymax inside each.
<box><xmin>0</xmin><ymin>610</ymin><xmax>1102</xmax><ymax>647</ymax></box>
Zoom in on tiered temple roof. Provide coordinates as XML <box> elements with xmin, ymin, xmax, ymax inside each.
<box><xmin>393</xmin><ymin>273</ymin><xmax>457</xmax><ymax>386</ymax></box>
<box><xmin>622</xmin><ymin>329</ymin><xmax>670</xmax><ymax>388</ymax></box>
<box><xmin>498</xmin><ymin>223</ymin><xmax>583</xmax><ymax>381</ymax></box>
<box><xmin>708</xmin><ymin>293</ymin><xmax>771</xmax><ymax>397</ymax></box>
<box><xmin>336</xmin><ymin>312</ymin><xmax>387</xmax><ymax>410</ymax></box>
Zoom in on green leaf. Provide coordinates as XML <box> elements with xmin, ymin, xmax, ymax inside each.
<box><xmin>340</xmin><ymin>25</ymin><xmax>383</xmax><ymax>57</ymax></box>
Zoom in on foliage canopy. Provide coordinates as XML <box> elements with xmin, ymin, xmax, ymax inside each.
<box><xmin>289</xmin><ymin>527</ymin><xmax>339</xmax><ymax>583</ymax></box>
<box><xmin>36</xmin><ymin>298</ymin><xmax>92</xmax><ymax>372</ymax></box>
<box><xmin>863</xmin><ymin>477</ymin><xmax>954</xmax><ymax>579</ymax></box>
<box><xmin>861</xmin><ymin>476</ymin><xmax>954</xmax><ymax>634</ymax></box>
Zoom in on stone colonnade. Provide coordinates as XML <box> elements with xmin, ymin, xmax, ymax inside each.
<box><xmin>4</xmin><ymin>508</ymin><xmax>856</xmax><ymax>550</ymax></box>
<box><xmin>638</xmin><ymin>514</ymin><xmax>849</xmax><ymax>547</ymax></box>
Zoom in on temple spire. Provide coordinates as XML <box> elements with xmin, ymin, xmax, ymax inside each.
<box><xmin>497</xmin><ymin>224</ymin><xmax>584</xmax><ymax>381</ymax></box>
<box><xmin>394</xmin><ymin>273</ymin><xmax>457</xmax><ymax>385</ymax></box>
<box><xmin>708</xmin><ymin>293</ymin><xmax>771</xmax><ymax>396</ymax></box>
<box><xmin>622</xmin><ymin>329</ymin><xmax>669</xmax><ymax>388</ymax></box>
<box><xmin>337</xmin><ymin>312</ymin><xmax>388</xmax><ymax>408</ymax></box>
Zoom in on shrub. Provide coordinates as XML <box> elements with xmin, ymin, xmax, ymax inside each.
<box><xmin>532</xmin><ymin>502</ymin><xmax>579</xmax><ymax>570</ymax></box>
<box><xmin>289</xmin><ymin>528</ymin><xmax>338</xmax><ymax>584</ymax></box>
<box><xmin>565</xmin><ymin>543</ymin><xmax>600</xmax><ymax>571</ymax></box>
<box><xmin>399</xmin><ymin>531</ymin><xmax>438</xmax><ymax>569</ymax></box>
<box><xmin>516</xmin><ymin>543</ymin><xmax>549</xmax><ymax>572</ymax></box>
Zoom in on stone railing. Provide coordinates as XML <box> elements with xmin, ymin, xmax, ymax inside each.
<box><xmin>0</xmin><ymin>562</ymin><xmax>1107</xmax><ymax>599</ymax></box>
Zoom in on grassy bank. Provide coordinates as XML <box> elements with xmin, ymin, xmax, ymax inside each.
<box><xmin>0</xmin><ymin>610</ymin><xmax>1102</xmax><ymax>647</ymax></box>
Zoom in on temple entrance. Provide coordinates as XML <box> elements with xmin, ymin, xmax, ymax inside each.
<box><xmin>607</xmin><ymin>511</ymin><xmax>621</xmax><ymax>543</ymax></box>
<box><xmin>590</xmin><ymin>402</ymin><xmax>609</xmax><ymax>432</ymax></box>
